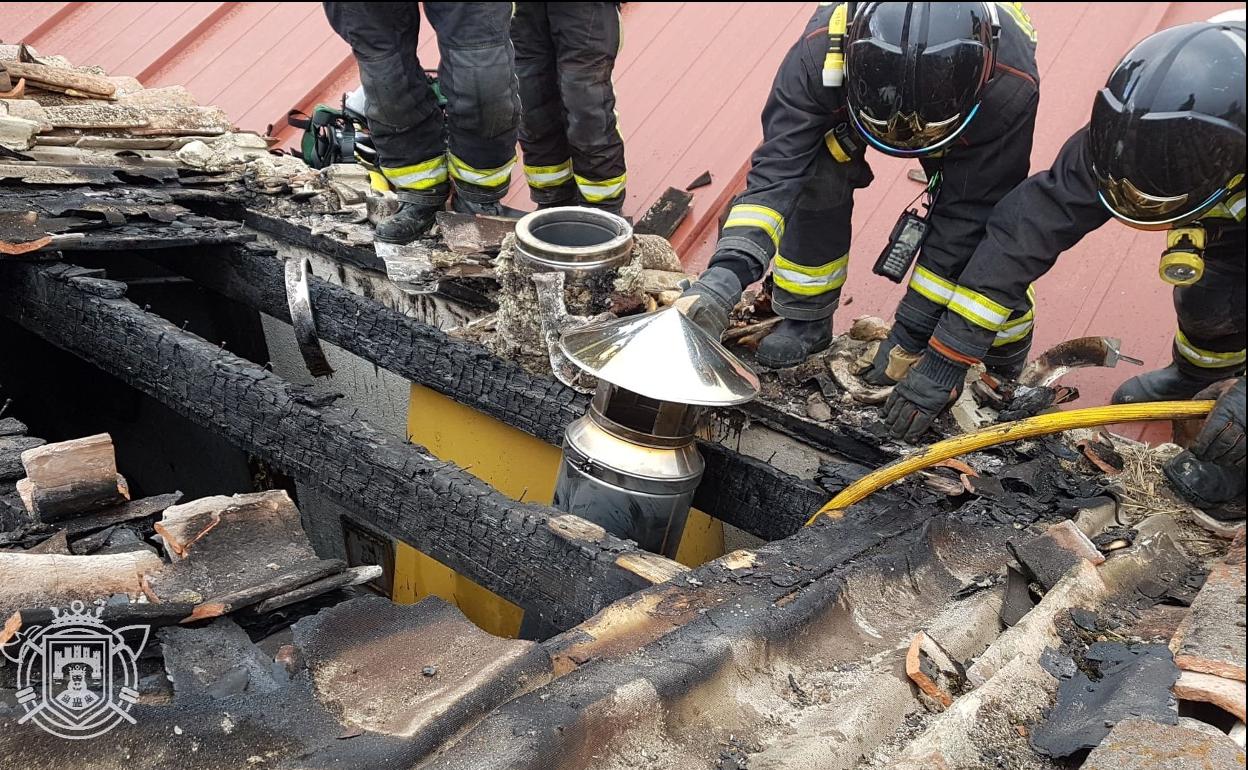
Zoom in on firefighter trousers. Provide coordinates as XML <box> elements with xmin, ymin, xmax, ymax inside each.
<box><xmin>324</xmin><ymin>2</ymin><xmax>520</xmax><ymax>206</ymax></box>
<box><xmin>512</xmin><ymin>2</ymin><xmax>626</xmax><ymax>213</ymax></box>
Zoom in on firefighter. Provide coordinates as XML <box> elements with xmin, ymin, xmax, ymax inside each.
<box><xmin>681</xmin><ymin>2</ymin><xmax>1040</xmax><ymax>371</ymax></box>
<box><xmin>323</xmin><ymin>3</ymin><xmax>522</xmax><ymax>244</ymax></box>
<box><xmin>512</xmin><ymin>2</ymin><xmax>628</xmax><ymax>214</ymax></box>
<box><xmin>881</xmin><ymin>18</ymin><xmax>1245</xmax><ymax>511</ymax></box>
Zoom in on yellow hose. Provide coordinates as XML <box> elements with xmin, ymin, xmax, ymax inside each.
<box><xmin>807</xmin><ymin>400</ymin><xmax>1216</xmax><ymax>525</ymax></box>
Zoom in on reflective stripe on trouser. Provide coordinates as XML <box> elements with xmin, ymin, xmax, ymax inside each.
<box><xmin>382</xmin><ymin>155</ymin><xmax>449</xmax><ymax>191</ymax></box>
<box><xmin>449</xmin><ymin>153</ymin><xmax>515</xmax><ymax>190</ymax></box>
<box><xmin>1174</xmin><ymin>330</ymin><xmax>1247</xmax><ymax>369</ymax></box>
<box><xmin>575</xmin><ymin>172</ymin><xmax>626</xmax><ymax>204</ymax></box>
<box><xmin>771</xmin><ymin>254</ymin><xmax>848</xmax><ymax>321</ymax></box>
<box><xmin>991</xmin><ymin>286</ymin><xmax>1037</xmax><ymax>347</ymax></box>
<box><xmin>772</xmin><ymin>254</ymin><xmax>848</xmax><ymax>296</ymax></box>
<box><xmin>723</xmin><ymin>204</ymin><xmax>785</xmax><ymax>251</ymax></box>
<box><xmin>524</xmin><ymin>160</ymin><xmax>574</xmax><ymax>189</ymax></box>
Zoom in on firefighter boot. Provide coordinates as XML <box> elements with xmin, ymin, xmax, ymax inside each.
<box><xmin>1112</xmin><ymin>363</ymin><xmax>1240</xmax><ymax>405</ymax></box>
<box><xmin>452</xmin><ymin>194</ymin><xmax>529</xmax><ymax>219</ymax></box>
<box><xmin>756</xmin><ymin>317</ymin><xmax>834</xmax><ymax>369</ymax></box>
<box><xmin>375</xmin><ymin>201</ymin><xmax>440</xmax><ymax>244</ymax></box>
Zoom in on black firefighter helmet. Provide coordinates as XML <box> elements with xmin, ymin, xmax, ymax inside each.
<box><xmin>845</xmin><ymin>2</ymin><xmax>1000</xmax><ymax>156</ymax></box>
<box><xmin>1090</xmin><ymin>18</ymin><xmax>1246</xmax><ymax>229</ymax></box>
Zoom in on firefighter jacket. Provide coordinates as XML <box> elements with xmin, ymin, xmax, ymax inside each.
<box><xmin>931</xmin><ymin>126</ymin><xmax>1247</xmax><ymax>374</ymax></box>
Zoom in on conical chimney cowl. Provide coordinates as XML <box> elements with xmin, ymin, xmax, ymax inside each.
<box><xmin>559</xmin><ymin>306</ymin><xmax>761</xmax><ymax>407</ymax></box>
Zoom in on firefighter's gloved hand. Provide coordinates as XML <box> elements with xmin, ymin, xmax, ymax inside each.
<box><xmin>882</xmin><ymin>348</ymin><xmax>968</xmax><ymax>442</ymax></box>
<box><xmin>863</xmin><ymin>326</ymin><xmax>925</xmax><ymax>386</ymax></box>
<box><xmin>1191</xmin><ymin>377</ymin><xmax>1246</xmax><ymax>468</ymax></box>
<box><xmin>678</xmin><ymin>266</ymin><xmax>742</xmax><ymax>338</ymax></box>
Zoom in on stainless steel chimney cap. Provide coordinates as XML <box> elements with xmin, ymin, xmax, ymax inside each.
<box><xmin>559</xmin><ymin>305</ymin><xmax>761</xmax><ymax>406</ymax></box>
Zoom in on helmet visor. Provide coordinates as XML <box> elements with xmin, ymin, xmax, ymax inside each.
<box><xmin>847</xmin><ymin>37</ymin><xmax>990</xmax><ymax>155</ymax></box>
<box><xmin>1091</xmin><ymin>88</ymin><xmax>1244</xmax><ymax>227</ymax></box>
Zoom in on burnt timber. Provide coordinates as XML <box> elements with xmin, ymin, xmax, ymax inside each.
<box><xmin>0</xmin><ymin>260</ymin><xmax>680</xmax><ymax>631</ymax></box>
<box><xmin>147</xmin><ymin>242</ymin><xmax>830</xmax><ymax>541</ymax></box>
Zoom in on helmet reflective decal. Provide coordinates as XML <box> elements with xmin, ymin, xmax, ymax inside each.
<box><xmin>852</xmin><ymin>103</ymin><xmax>981</xmax><ymax>156</ymax></box>
<box><xmin>1097</xmin><ymin>174</ymin><xmax>1190</xmax><ymax>218</ymax></box>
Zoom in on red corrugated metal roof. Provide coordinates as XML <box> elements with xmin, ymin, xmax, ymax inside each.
<box><xmin>3</xmin><ymin>1</ymin><xmax>1239</xmax><ymax>441</ymax></box>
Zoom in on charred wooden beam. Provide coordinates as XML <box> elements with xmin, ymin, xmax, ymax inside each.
<box><xmin>0</xmin><ymin>261</ymin><xmax>680</xmax><ymax>629</ymax></box>
<box><xmin>150</xmin><ymin>243</ymin><xmax>825</xmax><ymax>540</ymax></box>
<box><xmin>430</xmin><ymin>506</ymin><xmax>961</xmax><ymax>770</ymax></box>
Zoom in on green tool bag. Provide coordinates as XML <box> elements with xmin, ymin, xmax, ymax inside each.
<box><xmin>288</xmin><ymin>72</ymin><xmax>444</xmax><ymax>169</ymax></box>
<box><xmin>288</xmin><ymin>104</ymin><xmax>356</xmax><ymax>169</ymax></box>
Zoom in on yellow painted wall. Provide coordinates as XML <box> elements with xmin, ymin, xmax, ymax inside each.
<box><xmin>398</xmin><ymin>383</ymin><xmax>724</xmax><ymax>637</ymax></box>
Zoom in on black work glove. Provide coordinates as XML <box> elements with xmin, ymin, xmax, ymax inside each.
<box><xmin>1191</xmin><ymin>377</ymin><xmax>1246</xmax><ymax>468</ymax></box>
<box><xmin>678</xmin><ymin>265</ymin><xmax>742</xmax><ymax>338</ymax></box>
<box><xmin>863</xmin><ymin>325</ymin><xmax>926</xmax><ymax>386</ymax></box>
<box><xmin>881</xmin><ymin>347</ymin><xmax>969</xmax><ymax>442</ymax></box>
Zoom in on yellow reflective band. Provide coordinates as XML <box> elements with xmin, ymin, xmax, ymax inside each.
<box><xmin>996</xmin><ymin>3</ymin><xmax>1038</xmax><ymax>42</ymax></box>
<box><xmin>524</xmin><ymin>160</ymin><xmax>573</xmax><ymax>189</ymax></box>
<box><xmin>1205</xmin><ymin>191</ymin><xmax>1246</xmax><ymax>222</ymax></box>
<box><xmin>992</xmin><ymin>292</ymin><xmax>1036</xmax><ymax>346</ymax></box>
<box><xmin>824</xmin><ymin>129</ymin><xmax>851</xmax><ymax>163</ymax></box>
<box><xmin>948</xmin><ymin>285</ymin><xmax>1012</xmax><ymax>331</ymax></box>
<box><xmin>908</xmin><ymin>265</ymin><xmax>956</xmax><ymax>306</ymax></box>
<box><xmin>993</xmin><ymin>319</ymin><xmax>1033</xmax><ymax>346</ymax></box>
<box><xmin>1175</xmin><ymin>330</ymin><xmax>1247</xmax><ymax>369</ymax></box>
<box><xmin>382</xmin><ymin>155</ymin><xmax>448</xmax><ymax>190</ymax></box>
<box><xmin>369</xmin><ymin>170</ymin><xmax>391</xmax><ymax>193</ymax></box>
<box><xmin>448</xmin><ymin>153</ymin><xmax>516</xmax><ymax>189</ymax></box>
<box><xmin>772</xmin><ymin>253</ymin><xmax>849</xmax><ymax>296</ymax></box>
<box><xmin>723</xmin><ymin>204</ymin><xmax>786</xmax><ymax>250</ymax></box>
<box><xmin>575</xmin><ymin>172</ymin><xmax>627</xmax><ymax>203</ymax></box>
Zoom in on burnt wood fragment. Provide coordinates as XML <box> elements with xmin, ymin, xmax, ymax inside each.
<box><xmin>183</xmin><ymin>558</ymin><xmax>347</xmax><ymax>623</ymax></box>
<box><xmin>250</xmin><ymin>565</ymin><xmax>379</xmax><ymax>615</ymax></box>
<box><xmin>59</xmin><ymin>492</ymin><xmax>183</xmax><ymax>537</ymax></box>
<box><xmin>3</xmin><ymin>601</ymin><xmax>195</xmax><ymax>647</ymax></box>
<box><xmin>635</xmin><ymin>187</ymin><xmax>693</xmax><ymax>239</ymax></box>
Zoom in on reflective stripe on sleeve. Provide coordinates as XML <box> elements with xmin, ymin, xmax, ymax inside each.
<box><xmin>908</xmin><ymin>265</ymin><xmax>956</xmax><ymax>306</ymax></box>
<box><xmin>1205</xmin><ymin>190</ymin><xmax>1246</xmax><ymax>221</ymax></box>
<box><xmin>991</xmin><ymin>285</ymin><xmax>1037</xmax><ymax>346</ymax></box>
<box><xmin>948</xmin><ymin>285</ymin><xmax>1013</xmax><ymax>331</ymax></box>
